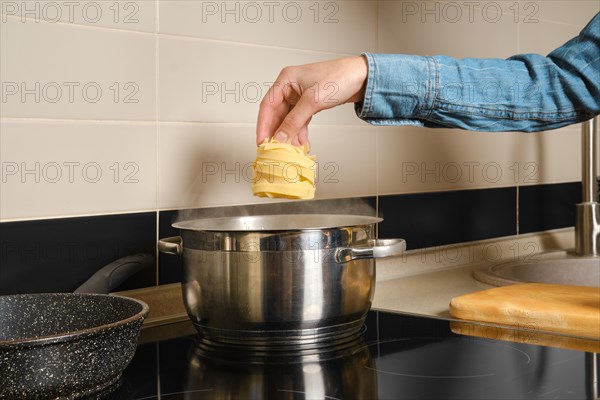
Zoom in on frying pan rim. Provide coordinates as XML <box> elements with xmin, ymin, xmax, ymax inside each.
<box><xmin>0</xmin><ymin>293</ymin><xmax>149</xmax><ymax>348</ymax></box>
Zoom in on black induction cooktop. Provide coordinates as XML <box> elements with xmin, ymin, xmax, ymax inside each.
<box><xmin>103</xmin><ymin>311</ymin><xmax>595</xmax><ymax>399</ymax></box>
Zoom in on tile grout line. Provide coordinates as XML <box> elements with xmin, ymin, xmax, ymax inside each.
<box><xmin>0</xmin><ymin>116</ymin><xmax>368</xmax><ymax>128</ymax></box>
<box><xmin>375</xmin><ymin>0</ymin><xmax>380</xmax><ymax>53</ymax></box>
<box><xmin>515</xmin><ymin>20</ymin><xmax>521</xmax><ymax>236</ymax></box>
<box><xmin>0</xmin><ymin>117</ymin><xmax>157</xmax><ymax>124</ymax></box>
<box><xmin>0</xmin><ymin>12</ymin><xmax>155</xmax><ymax>36</ymax></box>
<box><xmin>375</xmin><ymin>0</ymin><xmax>380</xmax><ymax>238</ymax></box>
<box><xmin>375</xmin><ymin>127</ymin><xmax>380</xmax><ymax>238</ymax></box>
<box><xmin>516</xmin><ymin>186</ymin><xmax>520</xmax><ymax>235</ymax></box>
<box><xmin>0</xmin><ymin>13</ymin><xmax>357</xmax><ymax>57</ymax></box>
<box><xmin>516</xmin><ymin>8</ymin><xmax>522</xmax><ymax>54</ymax></box>
<box><xmin>155</xmin><ymin>0</ymin><xmax>160</xmax><ymax>287</ymax></box>
<box><xmin>156</xmin><ymin>31</ymin><xmax>356</xmax><ymax>57</ymax></box>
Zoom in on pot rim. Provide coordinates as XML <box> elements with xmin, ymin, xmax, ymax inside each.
<box><xmin>172</xmin><ymin>214</ymin><xmax>383</xmax><ymax>232</ymax></box>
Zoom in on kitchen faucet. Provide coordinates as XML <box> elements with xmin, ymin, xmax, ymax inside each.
<box><xmin>474</xmin><ymin>117</ymin><xmax>600</xmax><ymax>287</ymax></box>
<box><xmin>575</xmin><ymin>116</ymin><xmax>600</xmax><ymax>256</ymax></box>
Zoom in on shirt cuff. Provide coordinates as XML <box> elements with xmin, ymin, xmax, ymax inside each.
<box><xmin>355</xmin><ymin>53</ymin><xmax>439</xmax><ymax>127</ymax></box>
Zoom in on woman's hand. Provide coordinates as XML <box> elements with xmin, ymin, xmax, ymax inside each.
<box><xmin>256</xmin><ymin>56</ymin><xmax>368</xmax><ymax>147</ymax></box>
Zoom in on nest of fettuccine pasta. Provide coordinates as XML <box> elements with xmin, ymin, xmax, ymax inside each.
<box><xmin>252</xmin><ymin>139</ymin><xmax>316</xmax><ymax>199</ymax></box>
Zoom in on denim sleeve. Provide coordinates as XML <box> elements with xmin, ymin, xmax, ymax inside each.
<box><xmin>355</xmin><ymin>12</ymin><xmax>600</xmax><ymax>132</ymax></box>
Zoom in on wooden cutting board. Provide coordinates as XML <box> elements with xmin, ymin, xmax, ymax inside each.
<box><xmin>449</xmin><ymin>283</ymin><xmax>600</xmax><ymax>340</ymax></box>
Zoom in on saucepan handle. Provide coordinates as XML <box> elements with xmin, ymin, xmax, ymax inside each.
<box><xmin>335</xmin><ymin>239</ymin><xmax>406</xmax><ymax>263</ymax></box>
<box><xmin>158</xmin><ymin>236</ymin><xmax>183</xmax><ymax>256</ymax></box>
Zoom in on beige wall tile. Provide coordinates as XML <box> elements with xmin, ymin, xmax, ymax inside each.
<box><xmin>377</xmin><ymin>126</ymin><xmax>519</xmax><ymax>195</ymax></box>
<box><xmin>375</xmin><ymin>1</ymin><xmax>591</xmax><ymax>195</ymax></box>
<box><xmin>0</xmin><ymin>16</ymin><xmax>155</xmax><ymax>120</ymax></box>
<box><xmin>159</xmin><ymin>0</ymin><xmax>376</xmax><ymax>54</ymax></box>
<box><xmin>0</xmin><ymin>0</ymin><xmax>157</xmax><ymax>32</ymax></box>
<box><xmin>527</xmin><ymin>1</ymin><xmax>598</xmax><ymax>26</ymax></box>
<box><xmin>1</xmin><ymin>0</ymin><xmax>591</xmax><ymax>225</ymax></box>
<box><xmin>309</xmin><ymin>124</ymin><xmax>378</xmax><ymax>198</ymax></box>
<box><xmin>518</xmin><ymin>18</ymin><xmax>583</xmax><ymax>54</ymax></box>
<box><xmin>517</xmin><ymin>127</ymin><xmax>581</xmax><ymax>185</ymax></box>
<box><xmin>158</xmin><ymin>36</ymin><xmax>361</xmax><ymax>125</ymax></box>
<box><xmin>158</xmin><ymin>123</ymin><xmax>376</xmax><ymax>210</ymax></box>
<box><xmin>0</xmin><ymin>120</ymin><xmax>157</xmax><ymax>221</ymax></box>
<box><xmin>158</xmin><ymin>122</ymin><xmax>261</xmax><ymax>209</ymax></box>
<box><xmin>378</xmin><ymin>1</ymin><xmax>518</xmax><ymax>58</ymax></box>
<box><xmin>444</xmin><ymin>1</ymin><xmax>597</xmax><ymax>26</ymax></box>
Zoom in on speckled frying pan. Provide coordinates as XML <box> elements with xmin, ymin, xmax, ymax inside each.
<box><xmin>0</xmin><ymin>254</ymin><xmax>152</xmax><ymax>400</ymax></box>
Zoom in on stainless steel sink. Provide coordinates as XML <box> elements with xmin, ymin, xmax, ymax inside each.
<box><xmin>474</xmin><ymin>117</ymin><xmax>600</xmax><ymax>288</ymax></box>
<box><xmin>473</xmin><ymin>250</ymin><xmax>600</xmax><ymax>287</ymax></box>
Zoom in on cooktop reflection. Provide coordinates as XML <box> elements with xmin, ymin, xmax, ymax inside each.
<box><xmin>109</xmin><ymin>312</ymin><xmax>593</xmax><ymax>399</ymax></box>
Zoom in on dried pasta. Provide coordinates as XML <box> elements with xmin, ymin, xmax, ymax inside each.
<box><xmin>252</xmin><ymin>139</ymin><xmax>316</xmax><ymax>199</ymax></box>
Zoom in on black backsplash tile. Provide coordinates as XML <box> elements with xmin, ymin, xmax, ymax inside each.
<box><xmin>377</xmin><ymin>187</ymin><xmax>517</xmax><ymax>249</ymax></box>
<box><xmin>9</xmin><ymin>182</ymin><xmax>582</xmax><ymax>293</ymax></box>
<box><xmin>519</xmin><ymin>182</ymin><xmax>582</xmax><ymax>234</ymax></box>
<box><xmin>0</xmin><ymin>212</ymin><xmax>156</xmax><ymax>295</ymax></box>
<box><xmin>160</xmin><ymin>191</ymin><xmax>516</xmax><ymax>282</ymax></box>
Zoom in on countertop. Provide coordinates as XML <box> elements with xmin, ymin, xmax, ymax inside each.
<box><xmin>372</xmin><ymin>227</ymin><xmax>576</xmax><ymax>318</ymax></box>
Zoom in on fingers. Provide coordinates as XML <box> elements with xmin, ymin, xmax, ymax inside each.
<box><xmin>288</xmin><ymin>121</ymin><xmax>310</xmax><ymax>147</ymax></box>
<box><xmin>275</xmin><ymin>85</ymin><xmax>318</xmax><ymax>146</ymax></box>
<box><xmin>296</xmin><ymin>121</ymin><xmax>310</xmax><ymax>148</ymax></box>
<box><xmin>256</xmin><ymin>77</ymin><xmax>287</xmax><ymax>146</ymax></box>
<box><xmin>257</xmin><ymin>101</ymin><xmax>288</xmax><ymax>145</ymax></box>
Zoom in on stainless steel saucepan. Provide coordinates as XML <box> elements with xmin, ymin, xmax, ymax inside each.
<box><xmin>159</xmin><ymin>214</ymin><xmax>405</xmax><ymax>349</ymax></box>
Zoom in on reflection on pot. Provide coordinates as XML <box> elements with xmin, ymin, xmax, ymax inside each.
<box><xmin>183</xmin><ymin>338</ymin><xmax>378</xmax><ymax>400</ymax></box>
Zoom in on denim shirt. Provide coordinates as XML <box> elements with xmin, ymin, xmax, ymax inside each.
<box><xmin>356</xmin><ymin>12</ymin><xmax>600</xmax><ymax>132</ymax></box>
